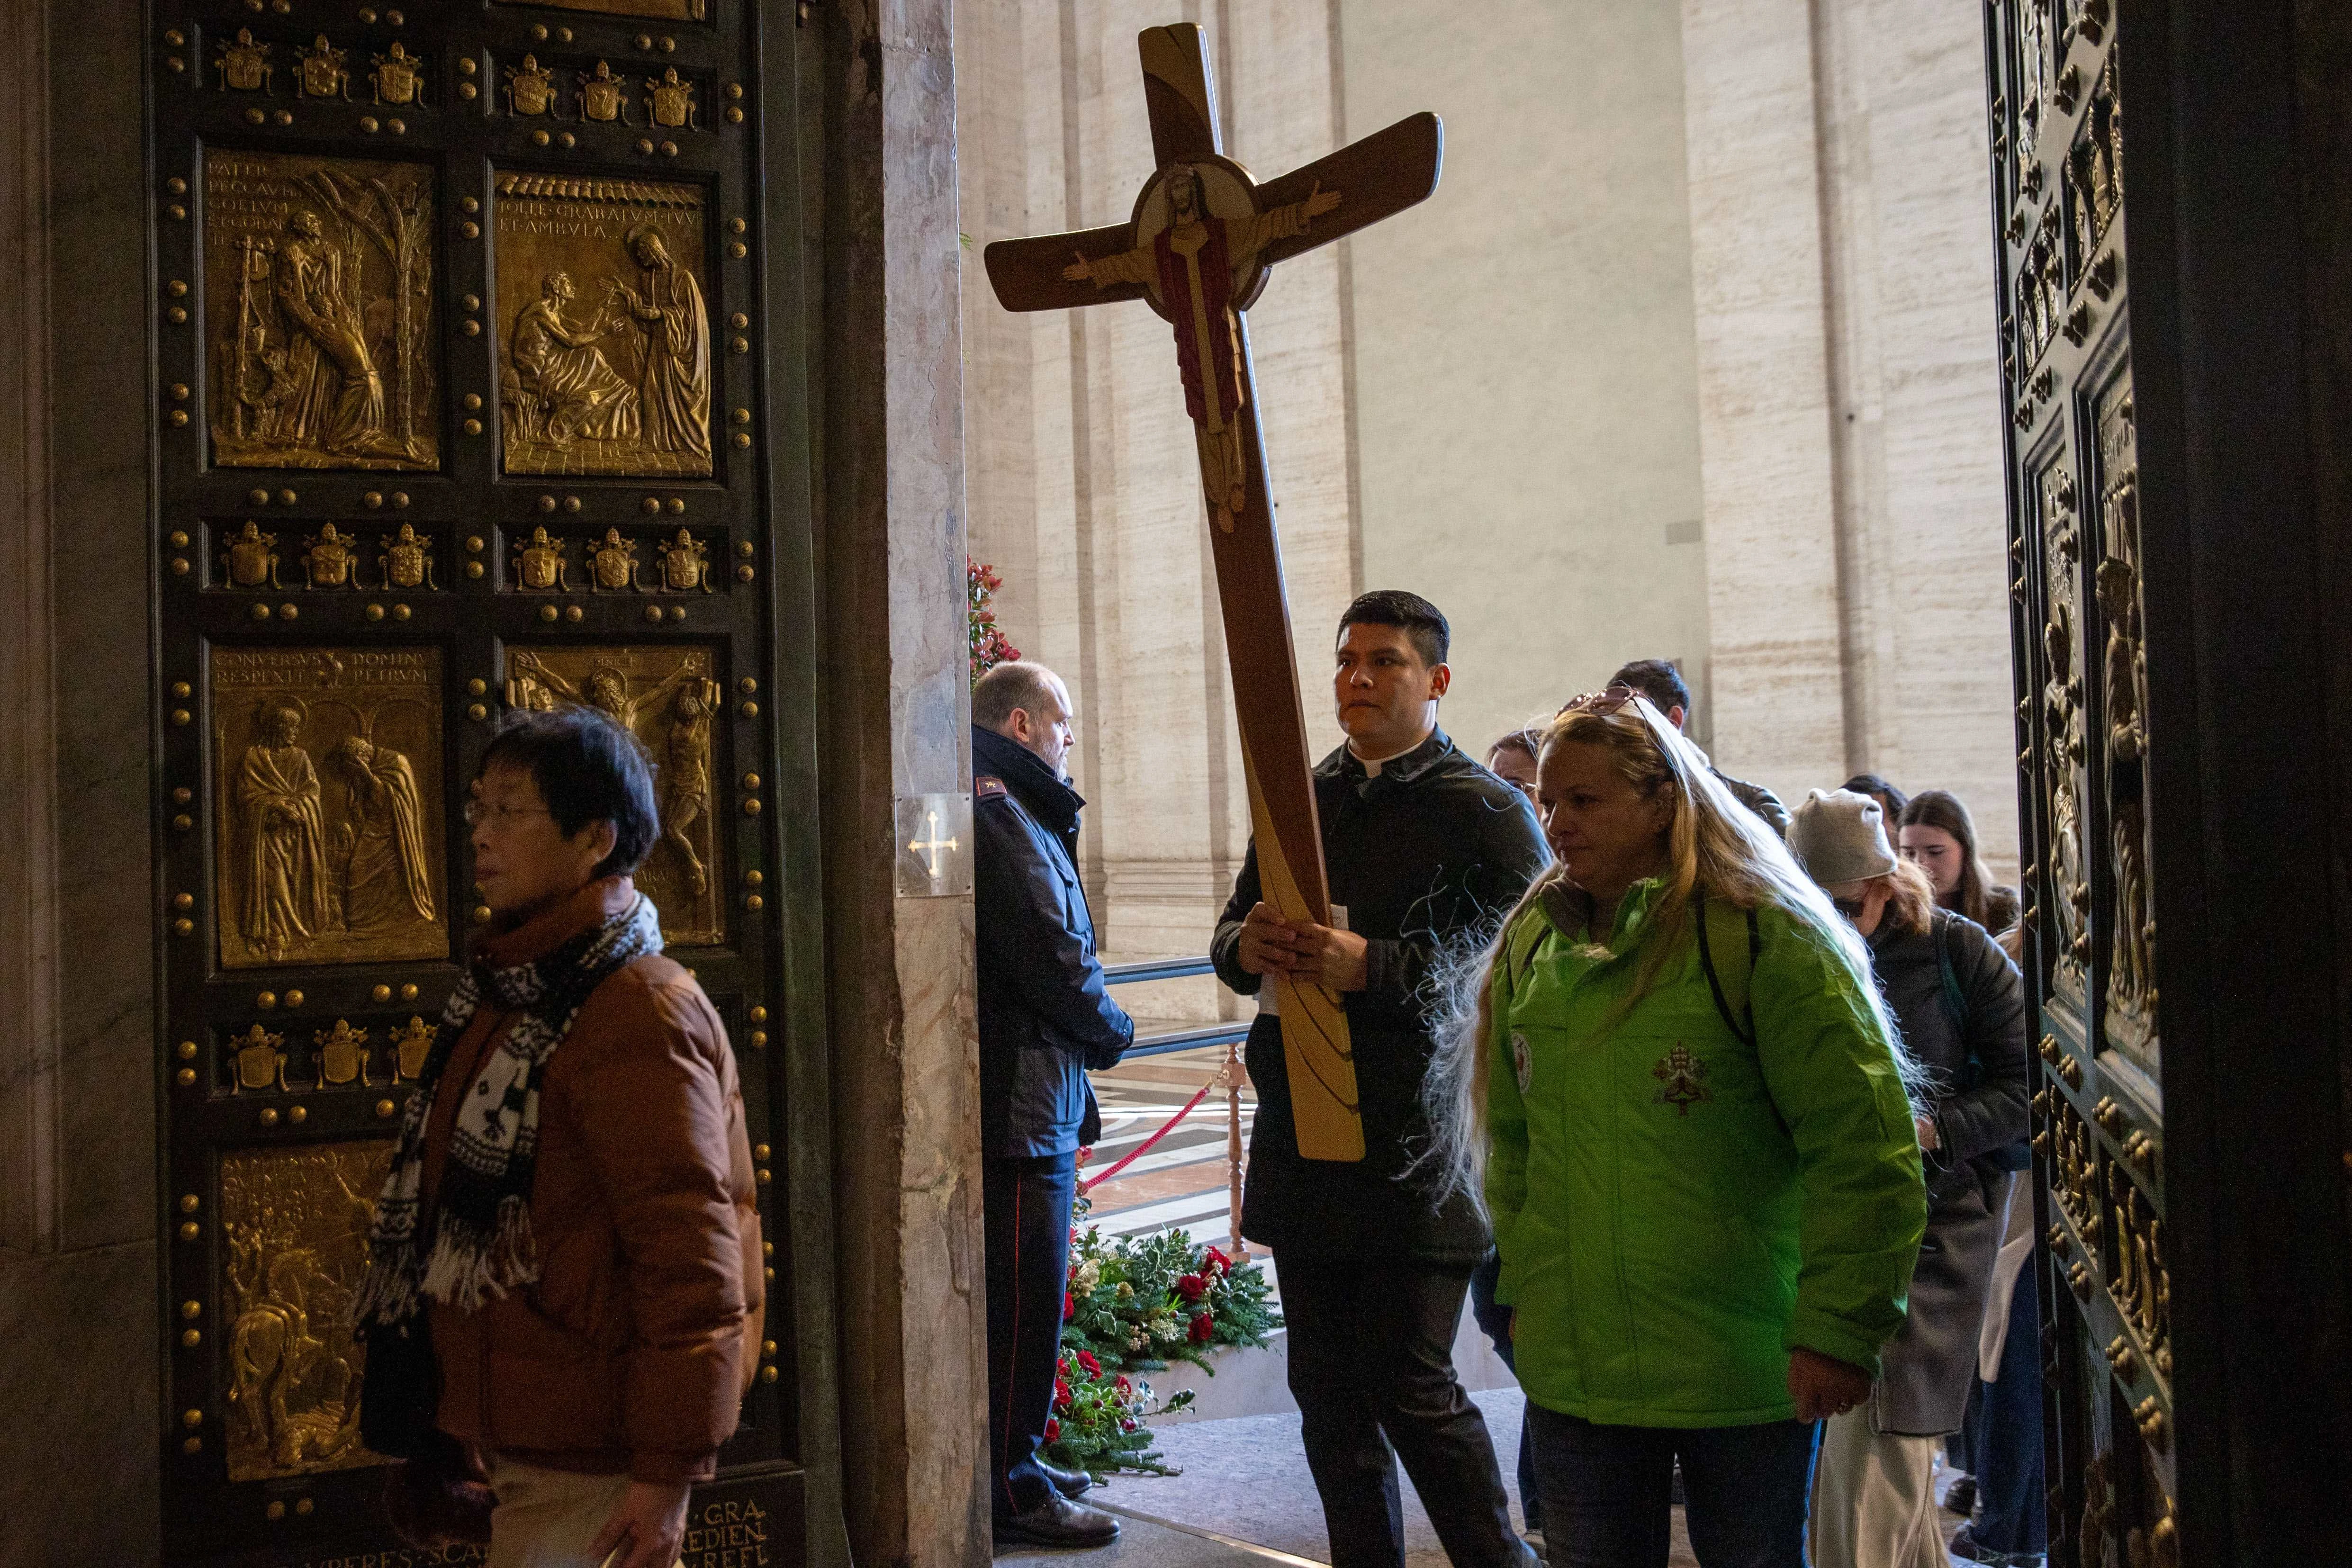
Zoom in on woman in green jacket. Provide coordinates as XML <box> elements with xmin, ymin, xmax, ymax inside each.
<box><xmin>1427</xmin><ymin>690</ymin><xmax>1927</xmax><ymax>1568</ymax></box>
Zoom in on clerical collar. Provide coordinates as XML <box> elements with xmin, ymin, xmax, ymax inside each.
<box><xmin>1324</xmin><ymin>727</ymin><xmax>1450</xmax><ymax>784</ymax></box>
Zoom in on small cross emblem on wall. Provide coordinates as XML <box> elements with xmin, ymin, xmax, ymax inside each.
<box><xmin>1652</xmin><ymin>1044</ymin><xmax>1712</xmax><ymax>1116</ymax></box>
<box><xmin>909</xmin><ymin>809</ymin><xmax>959</xmax><ymax>883</ymax></box>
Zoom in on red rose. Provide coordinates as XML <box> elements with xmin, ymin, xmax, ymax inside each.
<box><xmin>1176</xmin><ymin>1273</ymin><xmax>1208</xmax><ymax>1304</ymax></box>
<box><xmin>1205</xmin><ymin>1246</ymin><xmax>1233</xmax><ymax>1276</ymax></box>
<box><xmin>1115</xmin><ymin>1375</ymin><xmax>1132</xmax><ymax>1396</ymax></box>
<box><xmin>1188</xmin><ymin>1312</ymin><xmax>1214</xmax><ymax>1344</ymax></box>
<box><xmin>1077</xmin><ymin>1350</ymin><xmax>1101</xmax><ymax>1378</ymax></box>
<box><xmin>1063</xmin><ymin>1291</ymin><xmax>1077</xmax><ymax>1321</ymax></box>
<box><xmin>1045</xmin><ymin>1417</ymin><xmax>1061</xmax><ymax>1443</ymax></box>
<box><xmin>1054</xmin><ymin>1379</ymin><xmax>1073</xmax><ymax>1410</ymax></box>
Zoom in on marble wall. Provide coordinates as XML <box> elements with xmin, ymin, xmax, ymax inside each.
<box><xmin>1810</xmin><ymin>0</ymin><xmax>2018</xmax><ymax>868</ymax></box>
<box><xmin>959</xmin><ymin>0</ymin><xmax>1719</xmax><ymax>1010</ymax></box>
<box><xmin>964</xmin><ymin>0</ymin><xmax>2019</xmax><ymax>916</ymax></box>
<box><xmin>1676</xmin><ymin>0</ymin><xmax>2015</xmax><ymax>868</ymax></box>
<box><xmin>0</xmin><ymin>2</ymin><xmax>163</xmax><ymax>1562</ymax></box>
<box><xmin>1342</xmin><ymin>0</ymin><xmax>1713</xmax><ymax>756</ymax></box>
<box><xmin>818</xmin><ymin>1</ymin><xmax>991</xmax><ymax>1564</ymax></box>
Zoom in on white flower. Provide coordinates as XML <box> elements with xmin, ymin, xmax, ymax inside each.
<box><xmin>1074</xmin><ymin>1260</ymin><xmax>1101</xmax><ymax>1294</ymax></box>
<box><xmin>1152</xmin><ymin>1312</ymin><xmax>1184</xmax><ymax>1343</ymax></box>
<box><xmin>1126</xmin><ymin>1328</ymin><xmax>1146</xmax><ymax>1351</ymax></box>
<box><xmin>1115</xmin><ymin>1282</ymin><xmax>1134</xmax><ymax>1300</ymax></box>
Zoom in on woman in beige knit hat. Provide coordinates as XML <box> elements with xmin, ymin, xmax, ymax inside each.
<box><xmin>1788</xmin><ymin>790</ymin><xmax>2030</xmax><ymax>1568</ymax></box>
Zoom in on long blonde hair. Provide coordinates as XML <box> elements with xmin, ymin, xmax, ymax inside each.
<box><xmin>1422</xmin><ymin>694</ymin><xmax>1913</xmax><ymax>1211</ymax></box>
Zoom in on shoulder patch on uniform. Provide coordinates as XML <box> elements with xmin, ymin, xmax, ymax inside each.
<box><xmin>975</xmin><ymin>775</ymin><xmax>1008</xmax><ymax>802</ymax></box>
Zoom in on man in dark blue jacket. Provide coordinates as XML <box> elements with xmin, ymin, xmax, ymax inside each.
<box><xmin>972</xmin><ymin>660</ymin><xmax>1134</xmax><ymax>1549</ymax></box>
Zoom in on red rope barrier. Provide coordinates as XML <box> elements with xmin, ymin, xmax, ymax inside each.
<box><xmin>1080</xmin><ymin>1080</ymin><xmax>1216</xmax><ymax>1194</ymax></box>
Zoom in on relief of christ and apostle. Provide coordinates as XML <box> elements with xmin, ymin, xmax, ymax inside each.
<box><xmin>230</xmin><ymin>703</ymin><xmax>439</xmax><ymax>967</ymax></box>
<box><xmin>500</xmin><ymin>223</ymin><xmax>713</xmax><ymax>477</ymax></box>
<box><xmin>1064</xmin><ymin>163</ymin><xmax>1341</xmax><ymax>530</ymax></box>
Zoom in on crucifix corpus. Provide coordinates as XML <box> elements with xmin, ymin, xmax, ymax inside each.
<box><xmin>985</xmin><ymin>25</ymin><xmax>1442</xmax><ymax>1163</ymax></box>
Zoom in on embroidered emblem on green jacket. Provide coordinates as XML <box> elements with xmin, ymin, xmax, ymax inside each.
<box><xmin>1651</xmin><ymin>1044</ymin><xmax>1712</xmax><ymax>1116</ymax></box>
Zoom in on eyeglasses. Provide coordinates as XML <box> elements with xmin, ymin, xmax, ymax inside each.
<box><xmin>1555</xmin><ymin>683</ymin><xmax>1640</xmax><ymax>720</ymax></box>
<box><xmin>461</xmin><ymin>800</ymin><xmax>551</xmax><ymax>829</ymax></box>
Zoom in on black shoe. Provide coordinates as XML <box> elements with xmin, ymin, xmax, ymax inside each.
<box><xmin>1944</xmin><ymin>1473</ymin><xmax>1979</xmax><ymax>1517</ymax></box>
<box><xmin>1035</xmin><ymin>1458</ymin><xmax>1092</xmax><ymax>1498</ymax></box>
<box><xmin>994</xmin><ymin>1496</ymin><xmax>1120</xmax><ymax>1549</ymax></box>
<box><xmin>1948</xmin><ymin>1524</ymin><xmax>2039</xmax><ymax>1566</ymax></box>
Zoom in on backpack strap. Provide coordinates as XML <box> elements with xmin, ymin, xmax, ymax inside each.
<box><xmin>1694</xmin><ymin>892</ymin><xmax>1761</xmax><ymax>1048</ymax></box>
<box><xmin>1934</xmin><ymin>910</ymin><xmax>1983</xmax><ymax>1088</ymax></box>
<box><xmin>1504</xmin><ymin>893</ymin><xmax>1555</xmax><ymax>989</ymax></box>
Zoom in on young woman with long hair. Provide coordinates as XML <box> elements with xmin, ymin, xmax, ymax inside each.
<box><xmin>1786</xmin><ymin>791</ymin><xmax>2029</xmax><ymax>1568</ymax></box>
<box><xmin>1896</xmin><ymin>789</ymin><xmax>2020</xmax><ymax>936</ymax></box>
<box><xmin>1425</xmin><ymin>692</ymin><xmax>1927</xmax><ymax>1568</ymax></box>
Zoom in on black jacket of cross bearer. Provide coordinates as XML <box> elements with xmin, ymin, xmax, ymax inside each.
<box><xmin>1211</xmin><ymin>728</ymin><xmax>1550</xmax><ymax>1263</ymax></box>
<box><xmin>973</xmin><ymin>724</ymin><xmax>1135</xmax><ymax>1159</ymax></box>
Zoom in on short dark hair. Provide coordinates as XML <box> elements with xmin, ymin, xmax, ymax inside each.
<box><xmin>479</xmin><ymin>705</ymin><xmax>661</xmax><ymax>880</ymax></box>
<box><xmin>1609</xmin><ymin>658</ymin><xmax>1690</xmax><ymax>718</ymax></box>
<box><xmin>1842</xmin><ymin>773</ymin><xmax>1910</xmax><ymax>818</ymax></box>
<box><xmin>972</xmin><ymin>660</ymin><xmax>1060</xmax><ymax>733</ymax></box>
<box><xmin>1338</xmin><ymin>590</ymin><xmax>1449</xmax><ymax>667</ymax></box>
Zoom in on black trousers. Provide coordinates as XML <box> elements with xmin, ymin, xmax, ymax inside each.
<box><xmin>983</xmin><ymin>1151</ymin><xmax>1077</xmax><ymax>1522</ymax></box>
<box><xmin>1276</xmin><ymin>1251</ymin><xmax>1524</xmax><ymax>1568</ymax></box>
<box><xmin>1468</xmin><ymin>1248</ymin><xmax>1542</xmax><ymax>1533</ymax></box>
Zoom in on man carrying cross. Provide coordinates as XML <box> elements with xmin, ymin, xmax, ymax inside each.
<box><xmin>1214</xmin><ymin>592</ymin><xmax>1549</xmax><ymax>1568</ymax></box>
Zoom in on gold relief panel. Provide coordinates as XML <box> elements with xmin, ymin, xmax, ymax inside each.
<box><xmin>503</xmin><ymin>644</ymin><xmax>724</xmax><ymax>945</ymax></box>
<box><xmin>210</xmin><ymin>646</ymin><xmax>448</xmax><ymax>969</ymax></box>
<box><xmin>2035</xmin><ymin>447</ymin><xmax>2091</xmax><ymax>1005</ymax></box>
<box><xmin>203</xmin><ymin>150</ymin><xmax>440</xmax><ymax>472</ymax></box>
<box><xmin>494</xmin><ymin>174</ymin><xmax>712</xmax><ymax>478</ymax></box>
<box><xmin>496</xmin><ymin>0</ymin><xmax>709</xmax><ymax>18</ymax></box>
<box><xmin>2096</xmin><ymin>370</ymin><xmax>2157</xmax><ymax>1061</ymax></box>
<box><xmin>219</xmin><ymin>1142</ymin><xmax>392</xmax><ymax>1483</ymax></box>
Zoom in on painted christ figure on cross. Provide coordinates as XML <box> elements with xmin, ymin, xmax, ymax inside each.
<box><xmin>987</xmin><ymin>23</ymin><xmax>1441</xmax><ymax>1163</ymax></box>
<box><xmin>1063</xmin><ymin>165</ymin><xmax>1342</xmax><ymax>530</ymax></box>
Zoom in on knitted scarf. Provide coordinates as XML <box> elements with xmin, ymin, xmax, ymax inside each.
<box><xmin>352</xmin><ymin>892</ymin><xmax>663</xmax><ymax>1327</ymax></box>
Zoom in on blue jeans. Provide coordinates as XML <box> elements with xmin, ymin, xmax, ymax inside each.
<box><xmin>983</xmin><ymin>1151</ymin><xmax>1078</xmax><ymax>1521</ymax></box>
<box><xmin>1525</xmin><ymin>1403</ymin><xmax>1819</xmax><ymax>1568</ymax></box>
<box><xmin>1964</xmin><ymin>1275</ymin><xmax>2047</xmax><ymax>1555</ymax></box>
<box><xmin>1468</xmin><ymin>1250</ymin><xmax>1542</xmax><ymax>1533</ymax></box>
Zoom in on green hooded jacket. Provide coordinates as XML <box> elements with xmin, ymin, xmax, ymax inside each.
<box><xmin>1487</xmin><ymin>878</ymin><xmax>1926</xmax><ymax>1428</ymax></box>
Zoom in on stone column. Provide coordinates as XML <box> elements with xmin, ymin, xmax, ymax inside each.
<box><xmin>0</xmin><ymin>1</ymin><xmax>163</xmax><ymax>1559</ymax></box>
<box><xmin>817</xmin><ymin>2</ymin><xmax>989</xmax><ymax>1564</ymax></box>
<box><xmin>1811</xmin><ymin>0</ymin><xmax>2017</xmax><ymax>868</ymax></box>
<box><xmin>1679</xmin><ymin>0</ymin><xmax>1850</xmax><ymax>796</ymax></box>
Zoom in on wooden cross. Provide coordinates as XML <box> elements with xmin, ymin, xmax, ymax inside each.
<box><xmin>985</xmin><ymin>24</ymin><xmax>1442</xmax><ymax>1163</ymax></box>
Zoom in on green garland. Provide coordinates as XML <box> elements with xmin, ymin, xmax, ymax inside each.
<box><xmin>1043</xmin><ymin>1204</ymin><xmax>1283</xmax><ymax>1478</ymax></box>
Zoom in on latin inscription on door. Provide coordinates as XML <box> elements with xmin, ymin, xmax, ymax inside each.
<box><xmin>203</xmin><ymin>151</ymin><xmax>439</xmax><ymax>472</ymax></box>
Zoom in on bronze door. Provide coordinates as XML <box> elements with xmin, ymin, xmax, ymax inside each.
<box><xmin>1988</xmin><ymin>4</ymin><xmax>2179</xmax><ymax>1561</ymax></box>
<box><xmin>148</xmin><ymin>3</ymin><xmax>821</xmax><ymax>1563</ymax></box>
<box><xmin>1983</xmin><ymin>1</ymin><xmax>2352</xmax><ymax>1562</ymax></box>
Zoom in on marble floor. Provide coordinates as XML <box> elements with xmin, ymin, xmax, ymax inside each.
<box><xmin>998</xmin><ymin>1387</ymin><xmax>2020</xmax><ymax>1568</ymax></box>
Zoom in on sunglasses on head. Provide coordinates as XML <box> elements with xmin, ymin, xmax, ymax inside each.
<box><xmin>1556</xmin><ymin>683</ymin><xmax>1641</xmax><ymax>720</ymax></box>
